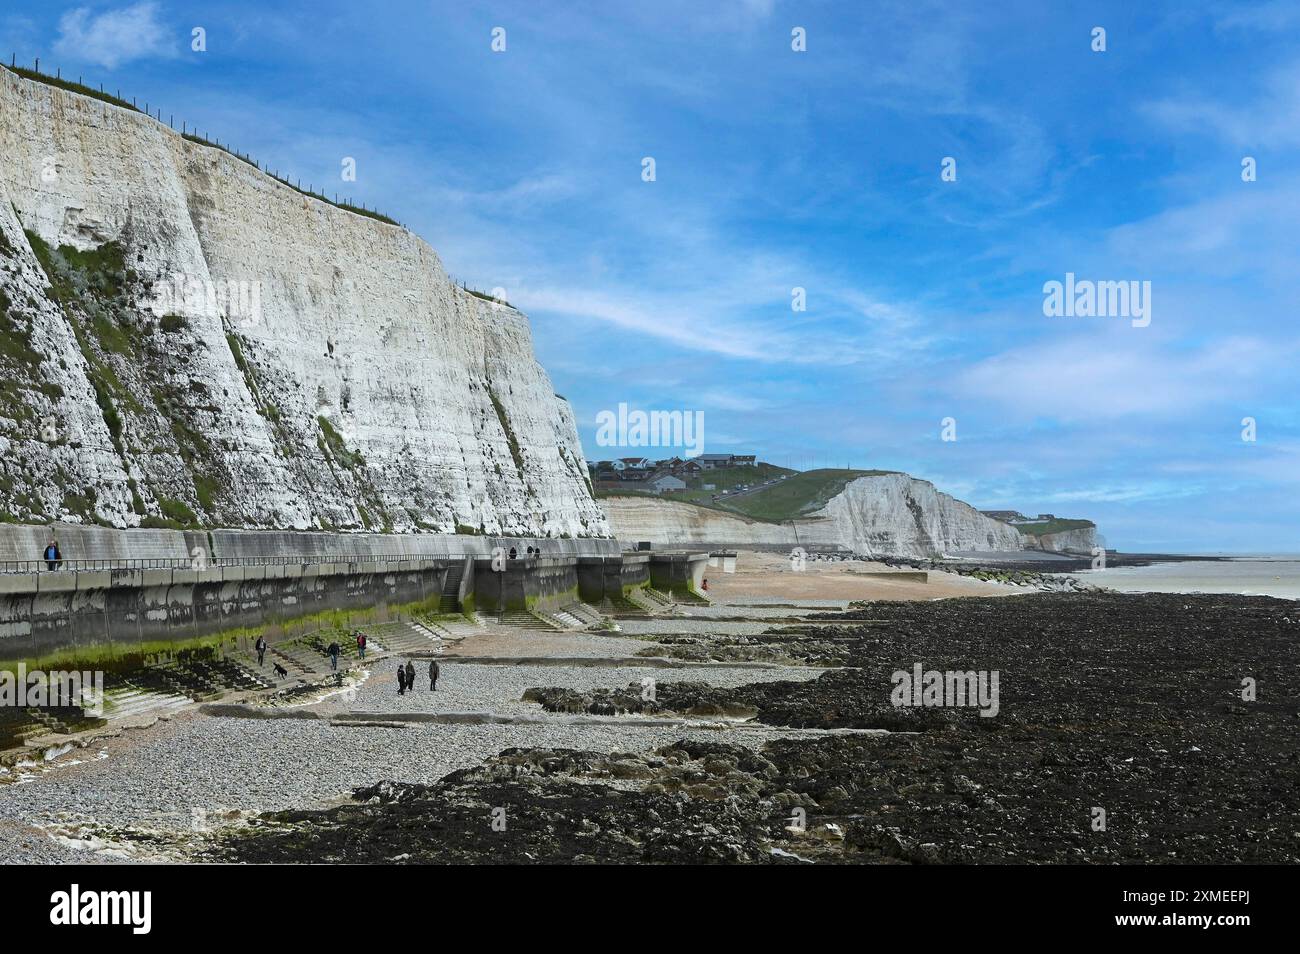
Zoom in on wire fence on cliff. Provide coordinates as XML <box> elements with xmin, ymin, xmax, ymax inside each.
<box><xmin>5</xmin><ymin>55</ymin><xmax>401</xmax><ymax>227</ymax></box>
<box><xmin>5</xmin><ymin>55</ymin><xmax>519</xmax><ymax>308</ymax></box>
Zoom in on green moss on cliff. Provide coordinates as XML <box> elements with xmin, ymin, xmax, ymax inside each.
<box><xmin>485</xmin><ymin>383</ymin><xmax>524</xmax><ymax>475</ymax></box>
<box><xmin>318</xmin><ymin>416</ymin><xmax>365</xmax><ymax>470</ymax></box>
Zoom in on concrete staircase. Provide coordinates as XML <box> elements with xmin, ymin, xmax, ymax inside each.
<box><xmin>493</xmin><ymin>601</ymin><xmax>610</xmax><ymax>632</ymax></box>
<box><xmin>22</xmin><ymin>706</ymin><xmax>105</xmax><ymax>736</ymax></box>
<box><xmin>0</xmin><ymin>713</ymin><xmax>53</xmax><ymax>749</ymax></box>
<box><xmin>497</xmin><ymin>609</ymin><xmax>555</xmax><ymax>629</ymax></box>
<box><xmin>617</xmin><ymin>587</ymin><xmax>669</xmax><ymax>615</ymax></box>
<box><xmin>102</xmin><ymin>684</ymin><xmax>192</xmax><ymax>722</ymax></box>
<box><xmin>439</xmin><ymin>560</ymin><xmax>466</xmax><ymax>612</ymax></box>
<box><xmin>532</xmin><ymin>608</ymin><xmax>585</xmax><ymax>631</ymax></box>
<box><xmin>436</xmin><ymin>614</ymin><xmax>487</xmax><ymax>637</ymax></box>
<box><xmin>565</xmin><ymin>602</ymin><xmax>607</xmax><ymax>627</ymax></box>
<box><xmin>643</xmin><ymin>587</ymin><xmax>676</xmax><ymax>607</ymax></box>
<box><xmin>367</xmin><ymin>620</ymin><xmax>443</xmax><ymax>655</ymax></box>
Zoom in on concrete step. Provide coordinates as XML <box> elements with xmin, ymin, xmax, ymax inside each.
<box><xmin>643</xmin><ymin>587</ymin><xmax>675</xmax><ymax>606</ymax></box>
<box><xmin>103</xmin><ymin>688</ymin><xmax>191</xmax><ymax>721</ymax></box>
<box><xmin>367</xmin><ymin>621</ymin><xmax>440</xmax><ymax>654</ymax></box>
<box><xmin>619</xmin><ymin>588</ymin><xmax>665</xmax><ymax>615</ymax></box>
<box><xmin>496</xmin><ymin>610</ymin><xmax>560</xmax><ymax>630</ymax></box>
<box><xmin>547</xmin><ymin>609</ymin><xmax>587</xmax><ymax>630</ymax></box>
<box><xmin>439</xmin><ymin>562</ymin><xmax>465</xmax><ymax>611</ymax></box>
<box><xmin>566</xmin><ymin>603</ymin><xmax>606</xmax><ymax>626</ymax></box>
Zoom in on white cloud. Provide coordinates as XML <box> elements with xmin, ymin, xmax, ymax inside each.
<box><xmin>518</xmin><ymin>279</ymin><xmax>930</xmax><ymax>369</ymax></box>
<box><xmin>1214</xmin><ymin>1</ymin><xmax>1300</xmax><ymax>33</ymax></box>
<box><xmin>54</xmin><ymin>2</ymin><xmax>171</xmax><ymax>70</ymax></box>
<box><xmin>1038</xmin><ymin>483</ymin><xmax>1206</xmax><ymax>504</ymax></box>
<box><xmin>1143</xmin><ymin>60</ymin><xmax>1300</xmax><ymax>147</ymax></box>
<box><xmin>955</xmin><ymin>334</ymin><xmax>1288</xmax><ymax>420</ymax></box>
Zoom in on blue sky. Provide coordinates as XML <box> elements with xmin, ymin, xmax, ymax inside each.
<box><xmin>3</xmin><ymin>0</ymin><xmax>1298</xmax><ymax>552</ymax></box>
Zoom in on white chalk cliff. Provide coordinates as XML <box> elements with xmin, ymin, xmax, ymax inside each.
<box><xmin>0</xmin><ymin>68</ymin><xmax>607</xmax><ymax>537</ymax></box>
<box><xmin>603</xmin><ymin>474</ymin><xmax>1097</xmax><ymax>559</ymax></box>
<box><xmin>816</xmin><ymin>474</ymin><xmax>1026</xmax><ymax>556</ymax></box>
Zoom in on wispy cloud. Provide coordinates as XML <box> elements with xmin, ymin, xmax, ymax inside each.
<box><xmin>1143</xmin><ymin>59</ymin><xmax>1300</xmax><ymax>147</ymax></box>
<box><xmin>956</xmin><ymin>334</ymin><xmax>1288</xmax><ymax>420</ymax></box>
<box><xmin>53</xmin><ymin>2</ymin><xmax>172</xmax><ymax>70</ymax></box>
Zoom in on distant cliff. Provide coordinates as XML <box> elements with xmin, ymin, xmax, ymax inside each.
<box><xmin>602</xmin><ymin>473</ymin><xmax>1091</xmax><ymax>559</ymax></box>
<box><xmin>817</xmin><ymin>474</ymin><xmax>1025</xmax><ymax>555</ymax></box>
<box><xmin>0</xmin><ymin>67</ymin><xmax>607</xmax><ymax>537</ymax></box>
<box><xmin>1021</xmin><ymin>526</ymin><xmax>1100</xmax><ymax>555</ymax></box>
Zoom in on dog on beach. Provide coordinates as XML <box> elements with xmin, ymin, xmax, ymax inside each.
<box><xmin>273</xmin><ymin>663</ymin><xmax>289</xmax><ymax>678</ymax></box>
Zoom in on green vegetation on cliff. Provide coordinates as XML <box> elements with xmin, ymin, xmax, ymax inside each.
<box><xmin>722</xmin><ymin>468</ymin><xmax>899</xmax><ymax>522</ymax></box>
<box><xmin>598</xmin><ymin>467</ymin><xmax>903</xmax><ymax>524</ymax></box>
<box><xmin>485</xmin><ymin>384</ymin><xmax>525</xmax><ymax>475</ymax></box>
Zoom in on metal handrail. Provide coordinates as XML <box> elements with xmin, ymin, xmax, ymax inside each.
<box><xmin>0</xmin><ymin>550</ymin><xmax>568</xmax><ymax>574</ymax></box>
<box><xmin>0</xmin><ymin>554</ymin><xmax>474</xmax><ymax>575</ymax></box>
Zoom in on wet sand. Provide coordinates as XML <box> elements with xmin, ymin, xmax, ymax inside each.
<box><xmin>702</xmin><ymin>549</ymin><xmax>1018</xmax><ymax>601</ymax></box>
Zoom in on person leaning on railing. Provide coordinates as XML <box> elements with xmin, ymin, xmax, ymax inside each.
<box><xmin>43</xmin><ymin>538</ymin><xmax>62</xmax><ymax>572</ymax></box>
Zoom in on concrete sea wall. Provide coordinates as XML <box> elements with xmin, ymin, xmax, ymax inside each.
<box><xmin>0</xmin><ymin>559</ymin><xmax>449</xmax><ymax>663</ymax></box>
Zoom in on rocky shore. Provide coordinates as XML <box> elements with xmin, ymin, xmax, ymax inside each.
<box><xmin>204</xmin><ymin>592</ymin><xmax>1299</xmax><ymax>864</ymax></box>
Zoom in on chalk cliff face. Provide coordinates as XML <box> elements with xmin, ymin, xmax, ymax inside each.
<box><xmin>817</xmin><ymin>474</ymin><xmax>1025</xmax><ymax>556</ymax></box>
<box><xmin>0</xmin><ymin>68</ymin><xmax>607</xmax><ymax>538</ymax></box>
<box><xmin>603</xmin><ymin>474</ymin><xmax>1063</xmax><ymax>559</ymax></box>
<box><xmin>600</xmin><ymin>496</ymin><xmax>818</xmax><ymax>548</ymax></box>
<box><xmin>1023</xmin><ymin>527</ymin><xmax>1100</xmax><ymax>555</ymax></box>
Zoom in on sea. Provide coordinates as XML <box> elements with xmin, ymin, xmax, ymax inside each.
<box><xmin>1070</xmin><ymin>555</ymin><xmax>1300</xmax><ymax>599</ymax></box>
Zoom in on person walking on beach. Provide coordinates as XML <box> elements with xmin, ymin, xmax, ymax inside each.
<box><xmin>404</xmin><ymin>660</ymin><xmax>416</xmax><ymax>694</ymax></box>
<box><xmin>327</xmin><ymin>640</ymin><xmax>341</xmax><ymax>672</ymax></box>
<box><xmin>255</xmin><ymin>635</ymin><xmax>267</xmax><ymax>667</ymax></box>
<box><xmin>428</xmin><ymin>658</ymin><xmax>440</xmax><ymax>691</ymax></box>
<box><xmin>43</xmin><ymin>538</ymin><xmax>62</xmax><ymax>572</ymax></box>
<box><xmin>397</xmin><ymin>662</ymin><xmax>407</xmax><ymax>694</ymax></box>
<box><xmin>355</xmin><ymin>630</ymin><xmax>367</xmax><ymax>659</ymax></box>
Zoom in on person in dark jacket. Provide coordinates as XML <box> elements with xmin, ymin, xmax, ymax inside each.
<box><xmin>327</xmin><ymin>640</ymin><xmax>341</xmax><ymax>672</ymax></box>
<box><xmin>428</xmin><ymin>659</ymin><xmax>440</xmax><ymax>691</ymax></box>
<box><xmin>255</xmin><ymin>636</ymin><xmax>268</xmax><ymax>666</ymax></box>
<box><xmin>397</xmin><ymin>662</ymin><xmax>407</xmax><ymax>694</ymax></box>
<box><xmin>43</xmin><ymin>539</ymin><xmax>62</xmax><ymax>572</ymax></box>
<box><xmin>404</xmin><ymin>660</ymin><xmax>416</xmax><ymax>694</ymax></box>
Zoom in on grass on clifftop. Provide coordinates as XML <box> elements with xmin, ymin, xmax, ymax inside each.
<box><xmin>3</xmin><ymin>64</ymin><xmax>401</xmax><ymax>228</ymax></box>
<box><xmin>721</xmin><ymin>468</ymin><xmax>899</xmax><ymax>522</ymax></box>
<box><xmin>5</xmin><ymin>65</ymin><xmax>139</xmax><ymax>113</ymax></box>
